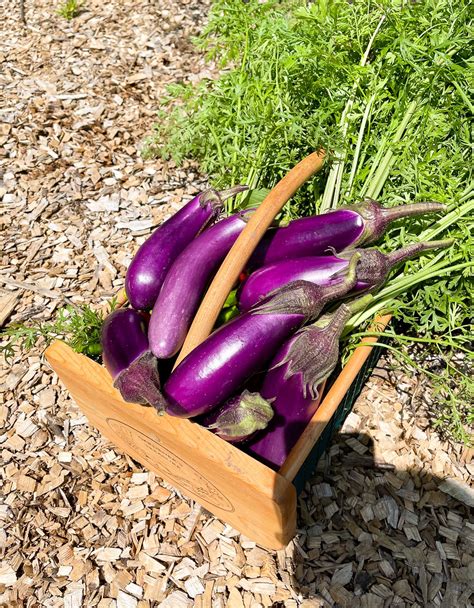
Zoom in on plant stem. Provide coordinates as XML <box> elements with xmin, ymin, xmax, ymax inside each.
<box><xmin>320</xmin><ymin>14</ymin><xmax>386</xmax><ymax>213</ymax></box>
<box><xmin>345</xmin><ymin>93</ymin><xmax>376</xmax><ymax>199</ymax></box>
<box><xmin>419</xmin><ymin>198</ymin><xmax>474</xmax><ymax>241</ymax></box>
<box><xmin>349</xmin><ymin>259</ymin><xmax>473</xmax><ymax>329</ymax></box>
<box><xmin>365</xmin><ymin>100</ymin><xmax>418</xmax><ymax>200</ymax></box>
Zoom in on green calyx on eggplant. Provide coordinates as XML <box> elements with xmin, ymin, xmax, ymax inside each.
<box><xmin>200</xmin><ymin>391</ymin><xmax>274</xmax><ymax>443</ymax></box>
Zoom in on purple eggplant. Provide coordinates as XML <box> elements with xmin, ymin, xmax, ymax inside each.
<box><xmin>248</xmin><ymin>199</ymin><xmax>445</xmax><ymax>268</ymax></box>
<box><xmin>101</xmin><ymin>308</ymin><xmax>166</xmax><ymax>410</ymax></box>
<box><xmin>125</xmin><ymin>185</ymin><xmax>247</xmax><ymax>310</ymax></box>
<box><xmin>199</xmin><ymin>391</ymin><xmax>274</xmax><ymax>443</ymax></box>
<box><xmin>239</xmin><ymin>239</ymin><xmax>452</xmax><ymax>311</ymax></box>
<box><xmin>163</xmin><ymin>254</ymin><xmax>361</xmax><ymax>418</ymax></box>
<box><xmin>245</xmin><ymin>295</ymin><xmax>373</xmax><ymax>469</ymax></box>
<box><xmin>148</xmin><ymin>210</ymin><xmax>250</xmax><ymax>358</ymax></box>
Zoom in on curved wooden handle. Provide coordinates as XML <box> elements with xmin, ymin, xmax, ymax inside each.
<box><xmin>115</xmin><ymin>288</ymin><xmax>128</xmax><ymax>307</ymax></box>
<box><xmin>174</xmin><ymin>150</ymin><xmax>326</xmax><ymax>367</ymax></box>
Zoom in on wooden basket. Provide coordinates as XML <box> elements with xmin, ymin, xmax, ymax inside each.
<box><xmin>45</xmin><ymin>153</ymin><xmax>390</xmax><ymax>550</ymax></box>
<box><xmin>45</xmin><ymin>317</ymin><xmax>389</xmax><ymax>550</ymax></box>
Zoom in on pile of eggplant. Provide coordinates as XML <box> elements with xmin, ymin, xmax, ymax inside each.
<box><xmin>101</xmin><ymin>187</ymin><xmax>448</xmax><ymax>470</ymax></box>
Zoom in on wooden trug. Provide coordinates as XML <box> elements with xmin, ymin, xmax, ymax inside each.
<box><xmin>45</xmin><ymin>341</ymin><xmax>297</xmax><ymax>550</ymax></box>
<box><xmin>45</xmin><ymin>151</ymin><xmax>387</xmax><ymax>549</ymax></box>
<box><xmin>45</xmin><ymin>314</ymin><xmax>389</xmax><ymax>550</ymax></box>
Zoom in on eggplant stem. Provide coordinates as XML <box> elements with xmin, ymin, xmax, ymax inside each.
<box><xmin>380</xmin><ymin>201</ymin><xmax>446</xmax><ymax>223</ymax></box>
<box><xmin>326</xmin><ymin>304</ymin><xmax>354</xmax><ymax>336</ymax></box>
<box><xmin>218</xmin><ymin>184</ymin><xmax>249</xmax><ymax>201</ymax></box>
<box><xmin>200</xmin><ymin>184</ymin><xmax>249</xmax><ymax>210</ymax></box>
<box><xmin>355</xmin><ymin>199</ymin><xmax>447</xmax><ymax>245</ymax></box>
<box><xmin>321</xmin><ymin>252</ymin><xmax>361</xmax><ymax>303</ymax></box>
<box><xmin>386</xmin><ymin>238</ymin><xmax>454</xmax><ymax>266</ymax></box>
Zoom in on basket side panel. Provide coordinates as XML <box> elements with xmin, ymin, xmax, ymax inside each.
<box><xmin>292</xmin><ymin>340</ymin><xmax>385</xmax><ymax>493</ymax></box>
<box><xmin>45</xmin><ymin>341</ymin><xmax>296</xmax><ymax>550</ymax></box>
<box><xmin>279</xmin><ymin>314</ymin><xmax>391</xmax><ymax>481</ymax></box>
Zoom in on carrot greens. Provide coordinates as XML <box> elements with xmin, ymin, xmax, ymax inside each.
<box><xmin>0</xmin><ymin>302</ymin><xmax>114</xmax><ymax>363</ymax></box>
<box><xmin>145</xmin><ymin>0</ymin><xmax>473</xmax><ymax>442</ymax></box>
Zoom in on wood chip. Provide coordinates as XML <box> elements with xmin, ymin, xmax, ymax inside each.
<box><xmin>439</xmin><ymin>478</ymin><xmax>474</xmax><ymax>507</ymax></box>
<box><xmin>95</xmin><ymin>548</ymin><xmax>122</xmax><ymax>562</ymax></box>
<box><xmin>0</xmin><ymin>563</ymin><xmax>17</xmax><ymax>586</ymax></box>
<box><xmin>0</xmin><ymin>292</ymin><xmax>20</xmax><ymax>327</ymax></box>
<box><xmin>184</xmin><ymin>576</ymin><xmax>205</xmax><ymax>598</ymax></box>
<box><xmin>157</xmin><ymin>590</ymin><xmax>193</xmax><ymax>608</ymax></box>
<box><xmin>117</xmin><ymin>590</ymin><xmax>138</xmax><ymax>608</ymax></box>
<box><xmin>331</xmin><ymin>563</ymin><xmax>353</xmax><ymax>587</ymax></box>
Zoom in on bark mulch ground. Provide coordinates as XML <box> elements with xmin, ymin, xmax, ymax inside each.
<box><xmin>1</xmin><ymin>2</ymin><xmax>472</xmax><ymax>606</ymax></box>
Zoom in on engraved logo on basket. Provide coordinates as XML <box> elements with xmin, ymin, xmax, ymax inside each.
<box><xmin>106</xmin><ymin>418</ymin><xmax>235</xmax><ymax>512</ymax></box>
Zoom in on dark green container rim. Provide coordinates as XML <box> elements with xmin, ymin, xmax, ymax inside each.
<box><xmin>293</xmin><ymin>337</ymin><xmax>387</xmax><ymax>494</ymax></box>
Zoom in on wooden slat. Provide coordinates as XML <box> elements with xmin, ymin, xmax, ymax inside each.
<box><xmin>45</xmin><ymin>340</ymin><xmax>297</xmax><ymax>550</ymax></box>
<box><xmin>279</xmin><ymin>314</ymin><xmax>392</xmax><ymax>481</ymax></box>
<box><xmin>175</xmin><ymin>150</ymin><xmax>325</xmax><ymax>366</ymax></box>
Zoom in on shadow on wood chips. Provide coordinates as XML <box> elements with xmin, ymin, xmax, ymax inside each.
<box><xmin>276</xmin><ymin>431</ymin><xmax>473</xmax><ymax>608</ymax></box>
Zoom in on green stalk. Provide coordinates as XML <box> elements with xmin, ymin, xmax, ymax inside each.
<box><xmin>420</xmin><ymin>198</ymin><xmax>474</xmax><ymax>241</ymax></box>
<box><xmin>345</xmin><ymin>93</ymin><xmax>376</xmax><ymax>199</ymax></box>
<box><xmin>359</xmin><ymin>129</ymin><xmax>390</xmax><ymax>199</ymax></box>
<box><xmin>364</xmin><ymin>100</ymin><xmax>418</xmax><ymax>200</ymax></box>
<box><xmin>231</xmin><ymin>17</ymin><xmax>250</xmax><ymax>188</ymax></box>
<box><xmin>348</xmin><ymin>331</ymin><xmax>473</xmax><ymax>353</ymax></box>
<box><xmin>348</xmin><ymin>258</ymin><xmax>473</xmax><ymax>330</ymax></box>
<box><xmin>452</xmin><ymin>80</ymin><xmax>474</xmax><ymax>114</ymax></box>
<box><xmin>207</xmin><ymin>120</ymin><xmax>225</xmax><ymax>168</ymax></box>
<box><xmin>320</xmin><ymin>14</ymin><xmax>387</xmax><ymax>213</ymax></box>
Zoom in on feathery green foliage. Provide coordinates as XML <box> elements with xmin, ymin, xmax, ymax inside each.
<box><xmin>0</xmin><ymin>301</ymin><xmax>114</xmax><ymax>363</ymax></box>
<box><xmin>56</xmin><ymin>0</ymin><xmax>83</xmax><ymax>20</ymax></box>
<box><xmin>145</xmin><ymin>0</ymin><xmax>473</xmax><ymax>442</ymax></box>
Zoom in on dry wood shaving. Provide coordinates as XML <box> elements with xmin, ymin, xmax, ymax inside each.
<box><xmin>0</xmin><ymin>1</ymin><xmax>472</xmax><ymax>607</ymax></box>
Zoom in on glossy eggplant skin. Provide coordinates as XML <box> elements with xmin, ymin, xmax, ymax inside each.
<box><xmin>249</xmin><ymin>209</ymin><xmax>364</xmax><ymax>268</ymax></box>
<box><xmin>245</xmin><ymin>370</ymin><xmax>317</xmax><ymax>470</ymax></box>
<box><xmin>163</xmin><ymin>306</ymin><xmax>304</xmax><ymax>418</ymax></box>
<box><xmin>248</xmin><ymin>199</ymin><xmax>445</xmax><ymax>268</ymax></box>
<box><xmin>125</xmin><ymin>187</ymin><xmax>246</xmax><ymax>311</ymax></box>
<box><xmin>239</xmin><ymin>240</ymin><xmax>452</xmax><ymax>311</ymax></box>
<box><xmin>149</xmin><ymin>211</ymin><xmax>248</xmax><ymax>358</ymax></box>
<box><xmin>163</xmin><ymin>255</ymin><xmax>360</xmax><ymax>418</ymax></box>
<box><xmin>101</xmin><ymin>308</ymin><xmax>165</xmax><ymax>410</ymax></box>
<box><xmin>239</xmin><ymin>255</ymin><xmax>353</xmax><ymax>311</ymax></box>
<box><xmin>102</xmin><ymin>308</ymin><xmax>149</xmax><ymax>378</ymax></box>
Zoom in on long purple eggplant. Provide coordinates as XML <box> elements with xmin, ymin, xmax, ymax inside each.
<box><xmin>248</xmin><ymin>199</ymin><xmax>445</xmax><ymax>268</ymax></box>
<box><xmin>101</xmin><ymin>308</ymin><xmax>166</xmax><ymax>410</ymax></box>
<box><xmin>239</xmin><ymin>239</ymin><xmax>452</xmax><ymax>311</ymax></box>
<box><xmin>125</xmin><ymin>185</ymin><xmax>247</xmax><ymax>310</ymax></box>
<box><xmin>148</xmin><ymin>210</ymin><xmax>250</xmax><ymax>358</ymax></box>
<box><xmin>245</xmin><ymin>296</ymin><xmax>372</xmax><ymax>469</ymax></box>
<box><xmin>163</xmin><ymin>254</ymin><xmax>361</xmax><ymax>418</ymax></box>
<box><xmin>199</xmin><ymin>391</ymin><xmax>274</xmax><ymax>443</ymax></box>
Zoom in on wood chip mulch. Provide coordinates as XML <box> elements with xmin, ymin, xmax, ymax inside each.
<box><xmin>1</xmin><ymin>2</ymin><xmax>472</xmax><ymax>607</ymax></box>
